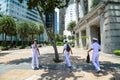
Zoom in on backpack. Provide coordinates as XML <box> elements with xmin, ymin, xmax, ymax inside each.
<box><xmin>66</xmin><ymin>44</ymin><xmax>71</xmax><ymax>52</ymax></box>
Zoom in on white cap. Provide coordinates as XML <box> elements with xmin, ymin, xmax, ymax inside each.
<box><xmin>33</xmin><ymin>39</ymin><xmax>37</xmax><ymax>41</ymax></box>
<box><xmin>92</xmin><ymin>38</ymin><xmax>98</xmax><ymax>41</ymax></box>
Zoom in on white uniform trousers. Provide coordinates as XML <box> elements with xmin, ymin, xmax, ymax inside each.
<box><xmin>32</xmin><ymin>52</ymin><xmax>39</xmax><ymax>68</ymax></box>
<box><xmin>92</xmin><ymin>53</ymin><xmax>100</xmax><ymax>71</ymax></box>
<box><xmin>65</xmin><ymin>51</ymin><xmax>71</xmax><ymax>67</ymax></box>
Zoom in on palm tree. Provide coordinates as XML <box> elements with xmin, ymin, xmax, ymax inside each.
<box><xmin>38</xmin><ymin>24</ymin><xmax>44</xmax><ymax>43</ymax></box>
<box><xmin>67</xmin><ymin>21</ymin><xmax>76</xmax><ymax>41</ymax></box>
<box><xmin>16</xmin><ymin>22</ymin><xmax>29</xmax><ymax>46</ymax></box>
<box><xmin>28</xmin><ymin>22</ymin><xmax>38</xmax><ymax>40</ymax></box>
<box><xmin>6</xmin><ymin>17</ymin><xmax>16</xmax><ymax>45</ymax></box>
<box><xmin>0</xmin><ymin>16</ymin><xmax>16</xmax><ymax>46</ymax></box>
<box><xmin>67</xmin><ymin>21</ymin><xmax>76</xmax><ymax>32</ymax></box>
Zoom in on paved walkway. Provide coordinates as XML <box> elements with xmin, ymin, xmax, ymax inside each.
<box><xmin>0</xmin><ymin>46</ymin><xmax>120</xmax><ymax>80</ymax></box>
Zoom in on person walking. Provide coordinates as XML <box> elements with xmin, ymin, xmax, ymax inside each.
<box><xmin>88</xmin><ymin>38</ymin><xmax>101</xmax><ymax>73</ymax></box>
<box><xmin>31</xmin><ymin>39</ymin><xmax>40</xmax><ymax>70</ymax></box>
<box><xmin>63</xmin><ymin>41</ymin><xmax>73</xmax><ymax>68</ymax></box>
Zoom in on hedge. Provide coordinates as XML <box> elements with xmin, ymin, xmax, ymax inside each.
<box><xmin>114</xmin><ymin>50</ymin><xmax>120</xmax><ymax>56</ymax></box>
<box><xmin>1</xmin><ymin>46</ymin><xmax>10</xmax><ymax>50</ymax></box>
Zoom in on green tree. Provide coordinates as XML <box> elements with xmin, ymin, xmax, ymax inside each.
<box><xmin>55</xmin><ymin>34</ymin><xmax>60</xmax><ymax>42</ymax></box>
<box><xmin>6</xmin><ymin>18</ymin><xmax>16</xmax><ymax>44</ymax></box>
<box><xmin>59</xmin><ymin>35</ymin><xmax>64</xmax><ymax>42</ymax></box>
<box><xmin>63</xmin><ymin>35</ymin><xmax>67</xmax><ymax>40</ymax></box>
<box><xmin>0</xmin><ymin>16</ymin><xmax>16</xmax><ymax>46</ymax></box>
<box><xmin>67</xmin><ymin>21</ymin><xmax>76</xmax><ymax>32</ymax></box>
<box><xmin>38</xmin><ymin>24</ymin><xmax>44</xmax><ymax>43</ymax></box>
<box><xmin>16</xmin><ymin>22</ymin><xmax>29</xmax><ymax>45</ymax></box>
<box><xmin>68</xmin><ymin>35</ymin><xmax>72</xmax><ymax>40</ymax></box>
<box><xmin>67</xmin><ymin>21</ymin><xmax>76</xmax><ymax>41</ymax></box>
<box><xmin>18</xmin><ymin>0</ymin><xmax>70</xmax><ymax>61</ymax></box>
<box><xmin>28</xmin><ymin>22</ymin><xmax>39</xmax><ymax>40</ymax></box>
<box><xmin>55</xmin><ymin>34</ymin><xmax>64</xmax><ymax>42</ymax></box>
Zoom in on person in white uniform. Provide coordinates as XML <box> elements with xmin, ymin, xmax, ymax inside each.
<box><xmin>63</xmin><ymin>41</ymin><xmax>73</xmax><ymax>68</ymax></box>
<box><xmin>88</xmin><ymin>38</ymin><xmax>101</xmax><ymax>73</ymax></box>
<box><xmin>31</xmin><ymin>39</ymin><xmax>40</xmax><ymax>70</ymax></box>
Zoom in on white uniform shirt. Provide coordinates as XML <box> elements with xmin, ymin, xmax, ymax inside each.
<box><xmin>64</xmin><ymin>44</ymin><xmax>71</xmax><ymax>52</ymax></box>
<box><xmin>32</xmin><ymin>44</ymin><xmax>38</xmax><ymax>54</ymax></box>
<box><xmin>91</xmin><ymin>42</ymin><xmax>101</xmax><ymax>54</ymax></box>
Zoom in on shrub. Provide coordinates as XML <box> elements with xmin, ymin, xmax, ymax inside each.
<box><xmin>1</xmin><ymin>46</ymin><xmax>10</xmax><ymax>50</ymax></box>
<box><xmin>114</xmin><ymin>50</ymin><xmax>120</xmax><ymax>56</ymax></box>
<box><xmin>56</xmin><ymin>42</ymin><xmax>64</xmax><ymax>46</ymax></box>
<box><xmin>45</xmin><ymin>42</ymin><xmax>51</xmax><ymax>46</ymax></box>
<box><xmin>19</xmin><ymin>46</ymin><xmax>26</xmax><ymax>49</ymax></box>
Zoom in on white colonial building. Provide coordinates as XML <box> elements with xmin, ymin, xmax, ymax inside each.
<box><xmin>74</xmin><ymin>0</ymin><xmax>120</xmax><ymax>54</ymax></box>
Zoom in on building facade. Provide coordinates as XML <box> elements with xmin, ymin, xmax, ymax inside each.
<box><xmin>64</xmin><ymin>2</ymin><xmax>77</xmax><ymax>37</ymax></box>
<box><xmin>0</xmin><ymin>0</ymin><xmax>41</xmax><ymax>23</ymax></box>
<box><xmin>59</xmin><ymin>8</ymin><xmax>65</xmax><ymax>35</ymax></box>
<box><xmin>45</xmin><ymin>11</ymin><xmax>58</xmax><ymax>34</ymax></box>
<box><xmin>64</xmin><ymin>0</ymin><xmax>86</xmax><ymax>37</ymax></box>
<box><xmin>0</xmin><ymin>0</ymin><xmax>49</xmax><ymax>42</ymax></box>
<box><xmin>74</xmin><ymin>0</ymin><xmax>120</xmax><ymax>54</ymax></box>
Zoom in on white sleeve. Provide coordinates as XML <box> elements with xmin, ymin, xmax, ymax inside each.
<box><xmin>99</xmin><ymin>45</ymin><xmax>101</xmax><ymax>50</ymax></box>
<box><xmin>91</xmin><ymin>44</ymin><xmax>94</xmax><ymax>49</ymax></box>
<box><xmin>37</xmin><ymin>45</ymin><xmax>39</xmax><ymax>49</ymax></box>
<box><xmin>63</xmin><ymin>44</ymin><xmax>66</xmax><ymax>49</ymax></box>
<box><xmin>31</xmin><ymin>44</ymin><xmax>33</xmax><ymax>48</ymax></box>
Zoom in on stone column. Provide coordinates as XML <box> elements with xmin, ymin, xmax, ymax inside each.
<box><xmin>79</xmin><ymin>29</ymin><xmax>82</xmax><ymax>48</ymax></box>
<box><xmin>75</xmin><ymin>31</ymin><xmax>79</xmax><ymax>47</ymax></box>
<box><xmin>100</xmin><ymin>12</ymin><xmax>105</xmax><ymax>52</ymax></box>
<box><xmin>102</xmin><ymin>2</ymin><xmax>120</xmax><ymax>53</ymax></box>
<box><xmin>86</xmin><ymin>23</ymin><xmax>92</xmax><ymax>49</ymax></box>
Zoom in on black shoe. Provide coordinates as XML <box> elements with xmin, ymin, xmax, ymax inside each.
<box><xmin>36</xmin><ymin>67</ymin><xmax>40</xmax><ymax>70</ymax></box>
<box><xmin>39</xmin><ymin>65</ymin><xmax>42</xmax><ymax>68</ymax></box>
<box><xmin>68</xmin><ymin>66</ymin><xmax>72</xmax><ymax>69</ymax></box>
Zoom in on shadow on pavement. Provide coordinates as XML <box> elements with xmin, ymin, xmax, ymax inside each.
<box><xmin>6</xmin><ymin>57</ymin><xmax>32</xmax><ymax>64</ymax></box>
<box><xmin>37</xmin><ymin>70</ymin><xmax>83</xmax><ymax>80</ymax></box>
<box><xmin>2</xmin><ymin>53</ymin><xmax>120</xmax><ymax>79</ymax></box>
<box><xmin>78</xmin><ymin>59</ymin><xmax>120</xmax><ymax>78</ymax></box>
<box><xmin>0</xmin><ymin>53</ymin><xmax>11</xmax><ymax>57</ymax></box>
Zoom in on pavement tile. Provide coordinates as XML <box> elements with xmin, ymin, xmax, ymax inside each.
<box><xmin>0</xmin><ymin>46</ymin><xmax>120</xmax><ymax>80</ymax></box>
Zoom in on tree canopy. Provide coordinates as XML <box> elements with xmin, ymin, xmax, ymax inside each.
<box><xmin>67</xmin><ymin>21</ymin><xmax>76</xmax><ymax>32</ymax></box>
<box><xmin>19</xmin><ymin>0</ymin><xmax>70</xmax><ymax>13</ymax></box>
<box><xmin>18</xmin><ymin>0</ymin><xmax>70</xmax><ymax>61</ymax></box>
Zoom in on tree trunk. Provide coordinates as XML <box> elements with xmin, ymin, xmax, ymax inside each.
<box><xmin>4</xmin><ymin>34</ymin><xmax>7</xmax><ymax>46</ymax></box>
<box><xmin>2</xmin><ymin>33</ymin><xmax>4</xmax><ymax>42</ymax></box>
<box><xmin>15</xmin><ymin>35</ymin><xmax>18</xmax><ymax>48</ymax></box>
<box><xmin>22</xmin><ymin>37</ymin><xmax>24</xmax><ymax>46</ymax></box>
<box><xmin>2</xmin><ymin>33</ymin><xmax>5</xmax><ymax>46</ymax></box>
<box><xmin>36</xmin><ymin>7</ymin><xmax>59</xmax><ymax>60</ymax></box>
<box><xmin>39</xmin><ymin>34</ymin><xmax>40</xmax><ymax>44</ymax></box>
<box><xmin>10</xmin><ymin>36</ymin><xmax>13</xmax><ymax>47</ymax></box>
<box><xmin>51</xmin><ymin>12</ymin><xmax>59</xmax><ymax>60</ymax></box>
<box><xmin>32</xmin><ymin>34</ymin><xmax>34</xmax><ymax>40</ymax></box>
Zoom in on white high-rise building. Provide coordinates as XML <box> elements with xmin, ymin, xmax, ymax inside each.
<box><xmin>64</xmin><ymin>0</ymin><xmax>85</xmax><ymax>37</ymax></box>
<box><xmin>64</xmin><ymin>2</ymin><xmax>77</xmax><ymax>37</ymax></box>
